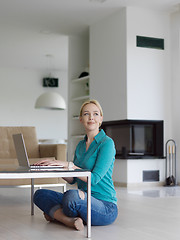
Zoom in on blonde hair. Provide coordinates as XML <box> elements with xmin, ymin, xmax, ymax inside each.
<box><xmin>79</xmin><ymin>99</ymin><xmax>103</xmax><ymax>117</ymax></box>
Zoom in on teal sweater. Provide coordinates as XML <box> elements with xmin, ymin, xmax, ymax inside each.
<box><xmin>73</xmin><ymin>129</ymin><xmax>117</xmax><ymax>204</ymax></box>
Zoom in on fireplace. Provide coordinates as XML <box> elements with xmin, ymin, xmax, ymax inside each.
<box><xmin>101</xmin><ymin>119</ymin><xmax>164</xmax><ymax>159</ymax></box>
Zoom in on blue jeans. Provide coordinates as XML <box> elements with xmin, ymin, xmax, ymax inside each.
<box><xmin>33</xmin><ymin>189</ymin><xmax>118</xmax><ymax>226</ymax></box>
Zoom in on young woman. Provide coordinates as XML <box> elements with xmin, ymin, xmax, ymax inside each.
<box><xmin>33</xmin><ymin>99</ymin><xmax>118</xmax><ymax>230</ymax></box>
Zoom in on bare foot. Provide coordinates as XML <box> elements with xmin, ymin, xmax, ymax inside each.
<box><xmin>74</xmin><ymin>218</ymin><xmax>84</xmax><ymax>231</ymax></box>
<box><xmin>53</xmin><ymin>208</ymin><xmax>84</xmax><ymax>231</ymax></box>
<box><xmin>43</xmin><ymin>212</ymin><xmax>54</xmax><ymax>222</ymax></box>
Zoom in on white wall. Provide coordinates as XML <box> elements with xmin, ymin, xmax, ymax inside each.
<box><xmin>126</xmin><ymin>7</ymin><xmax>172</xmax><ymax>142</ymax></box>
<box><xmin>0</xmin><ymin>67</ymin><xmax>68</xmax><ymax>141</ymax></box>
<box><xmin>90</xmin><ymin>8</ymin><xmax>127</xmax><ymax>121</ymax></box>
<box><xmin>171</xmin><ymin>10</ymin><xmax>180</xmax><ymax>183</ymax></box>
<box><xmin>113</xmin><ymin>159</ymin><xmax>165</xmax><ymax>187</ymax></box>
<box><xmin>90</xmin><ymin>7</ymin><xmax>172</xmax><ymax>141</ymax></box>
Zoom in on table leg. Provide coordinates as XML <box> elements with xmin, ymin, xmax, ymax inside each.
<box><xmin>87</xmin><ymin>174</ymin><xmax>91</xmax><ymax>238</ymax></box>
<box><xmin>31</xmin><ymin>178</ymin><xmax>34</xmax><ymax>215</ymax></box>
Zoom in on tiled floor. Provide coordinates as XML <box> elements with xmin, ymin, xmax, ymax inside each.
<box><xmin>0</xmin><ymin>185</ymin><xmax>180</xmax><ymax>240</ymax></box>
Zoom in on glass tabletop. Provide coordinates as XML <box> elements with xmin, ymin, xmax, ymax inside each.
<box><xmin>0</xmin><ymin>165</ymin><xmax>89</xmax><ymax>173</ymax></box>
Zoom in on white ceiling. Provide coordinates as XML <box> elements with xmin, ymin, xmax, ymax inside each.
<box><xmin>0</xmin><ymin>0</ymin><xmax>180</xmax><ymax>71</ymax></box>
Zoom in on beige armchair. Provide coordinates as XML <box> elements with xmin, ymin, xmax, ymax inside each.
<box><xmin>0</xmin><ymin>126</ymin><xmax>67</xmax><ymax>187</ymax></box>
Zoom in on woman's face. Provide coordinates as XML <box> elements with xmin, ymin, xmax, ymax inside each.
<box><xmin>80</xmin><ymin>103</ymin><xmax>103</xmax><ymax>133</ymax></box>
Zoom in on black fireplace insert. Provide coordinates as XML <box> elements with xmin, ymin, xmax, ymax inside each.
<box><xmin>101</xmin><ymin>119</ymin><xmax>164</xmax><ymax>159</ymax></box>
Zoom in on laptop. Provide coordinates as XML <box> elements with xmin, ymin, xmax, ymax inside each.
<box><xmin>12</xmin><ymin>133</ymin><xmax>64</xmax><ymax>170</ymax></box>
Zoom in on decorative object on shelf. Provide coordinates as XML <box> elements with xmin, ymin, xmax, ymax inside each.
<box><xmin>165</xmin><ymin>139</ymin><xmax>177</xmax><ymax>186</ymax></box>
<box><xmin>84</xmin><ymin>81</ymin><xmax>89</xmax><ymax>95</ymax></box>
<box><xmin>35</xmin><ymin>92</ymin><xmax>66</xmax><ymax>110</ymax></box>
<box><xmin>78</xmin><ymin>71</ymin><xmax>89</xmax><ymax>78</ymax></box>
<box><xmin>78</xmin><ymin>66</ymin><xmax>89</xmax><ymax>78</ymax></box>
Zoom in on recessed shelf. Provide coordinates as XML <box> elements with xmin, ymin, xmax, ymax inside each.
<box><xmin>72</xmin><ymin>76</ymin><xmax>89</xmax><ymax>83</ymax></box>
<box><xmin>69</xmin><ymin>68</ymin><xmax>89</xmax><ymax>161</ymax></box>
<box><xmin>72</xmin><ymin>95</ymin><xmax>90</xmax><ymax>101</ymax></box>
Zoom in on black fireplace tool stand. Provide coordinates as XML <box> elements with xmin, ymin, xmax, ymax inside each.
<box><xmin>165</xmin><ymin>139</ymin><xmax>177</xmax><ymax>186</ymax></box>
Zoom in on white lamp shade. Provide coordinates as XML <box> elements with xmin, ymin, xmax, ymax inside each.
<box><xmin>35</xmin><ymin>92</ymin><xmax>66</xmax><ymax>110</ymax></box>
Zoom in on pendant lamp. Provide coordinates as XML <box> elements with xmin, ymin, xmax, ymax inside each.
<box><xmin>35</xmin><ymin>54</ymin><xmax>66</xmax><ymax>110</ymax></box>
<box><xmin>35</xmin><ymin>92</ymin><xmax>66</xmax><ymax>110</ymax></box>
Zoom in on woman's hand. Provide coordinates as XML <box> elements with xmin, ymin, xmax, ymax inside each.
<box><xmin>33</xmin><ymin>158</ymin><xmax>68</xmax><ymax>168</ymax></box>
<box><xmin>33</xmin><ymin>158</ymin><xmax>88</xmax><ymax>183</ymax></box>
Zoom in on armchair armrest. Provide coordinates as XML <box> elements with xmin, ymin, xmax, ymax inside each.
<box><xmin>39</xmin><ymin>144</ymin><xmax>67</xmax><ymax>162</ymax></box>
